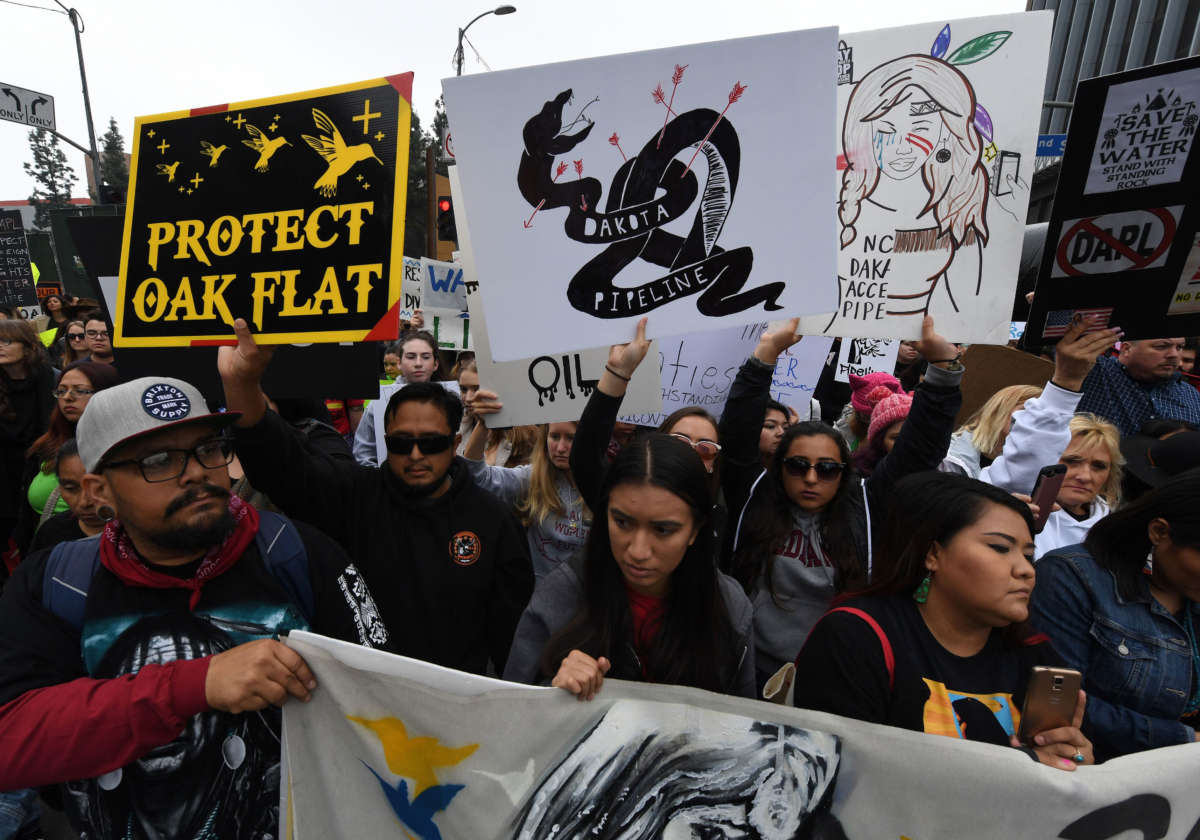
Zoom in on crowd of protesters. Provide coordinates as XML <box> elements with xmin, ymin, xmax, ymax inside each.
<box><xmin>1</xmin><ymin>295</ymin><xmax>1200</xmax><ymax>838</ymax></box>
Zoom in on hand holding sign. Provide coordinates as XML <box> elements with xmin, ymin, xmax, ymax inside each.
<box><xmin>1051</xmin><ymin>315</ymin><xmax>1122</xmax><ymax>391</ymax></box>
<box><xmin>914</xmin><ymin>317</ymin><xmax>959</xmax><ymax>370</ymax></box>
<box><xmin>752</xmin><ymin>318</ymin><xmax>802</xmax><ymax>366</ymax></box>
<box><xmin>603</xmin><ymin>317</ymin><xmax>652</xmax><ymax>394</ymax></box>
<box><xmin>217</xmin><ymin>318</ymin><xmax>276</xmax><ymax>427</ymax></box>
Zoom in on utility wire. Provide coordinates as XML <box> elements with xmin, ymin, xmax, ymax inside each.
<box><xmin>462</xmin><ymin>33</ymin><xmax>492</xmax><ymax>72</ymax></box>
<box><xmin>0</xmin><ymin>0</ymin><xmax>68</xmax><ymax>13</ymax></box>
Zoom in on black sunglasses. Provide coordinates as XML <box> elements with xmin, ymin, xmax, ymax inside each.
<box><xmin>782</xmin><ymin>456</ymin><xmax>846</xmax><ymax>481</ymax></box>
<box><xmin>67</xmin><ymin>332</ymin><xmax>86</xmax><ymax>341</ymax></box>
<box><xmin>384</xmin><ymin>433</ymin><xmax>453</xmax><ymax>456</ymax></box>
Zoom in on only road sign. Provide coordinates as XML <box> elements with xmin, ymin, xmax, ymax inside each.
<box><xmin>0</xmin><ymin>82</ymin><xmax>55</xmax><ymax>131</ymax></box>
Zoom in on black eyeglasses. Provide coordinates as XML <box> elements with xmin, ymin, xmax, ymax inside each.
<box><xmin>384</xmin><ymin>433</ymin><xmax>453</xmax><ymax>456</ymax></box>
<box><xmin>67</xmin><ymin>332</ymin><xmax>86</xmax><ymax>341</ymax></box>
<box><xmin>782</xmin><ymin>456</ymin><xmax>846</xmax><ymax>481</ymax></box>
<box><xmin>668</xmin><ymin>433</ymin><xmax>722</xmax><ymax>459</ymax></box>
<box><xmin>104</xmin><ymin>438</ymin><xmax>234</xmax><ymax>482</ymax></box>
<box><xmin>85</xmin><ymin>330</ymin><xmax>110</xmax><ymax>339</ymax></box>
<box><xmin>52</xmin><ymin>386</ymin><xmax>95</xmax><ymax>399</ymax></box>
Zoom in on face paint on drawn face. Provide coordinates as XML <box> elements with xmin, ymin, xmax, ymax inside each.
<box><xmin>872</xmin><ymin>95</ymin><xmax>943</xmax><ymax>181</ymax></box>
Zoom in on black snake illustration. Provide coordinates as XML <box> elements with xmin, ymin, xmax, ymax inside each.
<box><xmin>518</xmin><ymin>89</ymin><xmax>783</xmax><ymax>319</ymax></box>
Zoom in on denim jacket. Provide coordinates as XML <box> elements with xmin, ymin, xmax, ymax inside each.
<box><xmin>1030</xmin><ymin>545</ymin><xmax>1197</xmax><ymax>760</ymax></box>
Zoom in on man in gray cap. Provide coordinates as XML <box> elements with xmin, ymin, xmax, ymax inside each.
<box><xmin>0</xmin><ymin>376</ymin><xmax>377</xmax><ymax>838</ymax></box>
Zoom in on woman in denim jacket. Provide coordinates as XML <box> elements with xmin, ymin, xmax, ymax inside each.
<box><xmin>1030</xmin><ymin>471</ymin><xmax>1200</xmax><ymax>760</ymax></box>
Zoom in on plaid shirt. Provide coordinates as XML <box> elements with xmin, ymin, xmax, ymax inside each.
<box><xmin>1077</xmin><ymin>355</ymin><xmax>1200</xmax><ymax>436</ymax></box>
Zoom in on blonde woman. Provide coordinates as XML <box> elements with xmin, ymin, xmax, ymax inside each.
<box><xmin>1034</xmin><ymin>414</ymin><xmax>1123</xmax><ymax>558</ymax></box>
<box><xmin>942</xmin><ymin>384</ymin><xmax>1042</xmax><ymax>478</ymax></box>
<box><xmin>463</xmin><ymin>418</ymin><xmax>590</xmax><ymax>578</ymax></box>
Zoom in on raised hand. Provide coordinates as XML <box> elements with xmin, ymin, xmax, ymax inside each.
<box><xmin>752</xmin><ymin>318</ymin><xmax>802</xmax><ymax>366</ymax></box>
<box><xmin>217</xmin><ymin>318</ymin><xmax>275</xmax><ymax>426</ymax></box>
<box><xmin>600</xmin><ymin>317</ymin><xmax>650</xmax><ymax>397</ymax></box>
<box><xmin>914</xmin><ymin>316</ymin><xmax>959</xmax><ymax>370</ymax></box>
<box><xmin>1051</xmin><ymin>315</ymin><xmax>1122</xmax><ymax>391</ymax></box>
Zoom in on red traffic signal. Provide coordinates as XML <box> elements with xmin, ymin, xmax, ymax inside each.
<box><xmin>438</xmin><ymin>197</ymin><xmax>452</xmax><ymax>213</ymax></box>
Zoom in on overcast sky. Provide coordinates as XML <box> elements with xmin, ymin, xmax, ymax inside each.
<box><xmin>1</xmin><ymin>0</ymin><xmax>1022</xmax><ymax>200</ymax></box>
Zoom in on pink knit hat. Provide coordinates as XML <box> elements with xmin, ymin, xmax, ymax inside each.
<box><xmin>848</xmin><ymin>372</ymin><xmax>905</xmax><ymax>415</ymax></box>
<box><xmin>867</xmin><ymin>392</ymin><xmax>914</xmax><ymax>446</ymax></box>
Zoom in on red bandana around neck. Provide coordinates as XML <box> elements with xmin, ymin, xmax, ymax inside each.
<box><xmin>99</xmin><ymin>494</ymin><xmax>260</xmax><ymax>610</ymax></box>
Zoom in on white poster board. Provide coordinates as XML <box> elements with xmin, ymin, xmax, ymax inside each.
<box><xmin>443</xmin><ymin>28</ymin><xmax>838</xmax><ymax>361</ymax></box>
<box><xmin>1085</xmin><ymin>65</ymin><xmax>1200</xmax><ymax>195</ymax></box>
<box><xmin>398</xmin><ymin>256</ymin><xmax>421</xmax><ymax>321</ymax></box>
<box><xmin>419</xmin><ymin>257</ymin><xmax>469</xmax><ymax>316</ymax></box>
<box><xmin>834</xmin><ymin>337</ymin><xmax>900</xmax><ymax>383</ymax></box>
<box><xmin>797</xmin><ymin>12</ymin><xmax>1053</xmax><ymax>344</ymax></box>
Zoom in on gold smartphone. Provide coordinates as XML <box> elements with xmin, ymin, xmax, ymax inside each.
<box><xmin>1018</xmin><ymin>666</ymin><xmax>1082</xmax><ymax>744</ymax></box>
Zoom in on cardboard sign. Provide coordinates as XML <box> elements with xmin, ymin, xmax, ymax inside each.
<box><xmin>114</xmin><ymin>74</ymin><xmax>413</xmax><ymax>347</ymax></box>
<box><xmin>955</xmin><ymin>343</ymin><xmax>1053</xmax><ymax>426</ymax></box>
<box><xmin>398</xmin><ymin>256</ymin><xmax>421</xmax><ymax>321</ymax></box>
<box><xmin>419</xmin><ymin>257</ymin><xmax>469</xmax><ymax>316</ymax></box>
<box><xmin>0</xmin><ymin>209</ymin><xmax>37</xmax><ymax>309</ymax></box>
<box><xmin>444</xmin><ymin>28</ymin><xmax>838</xmax><ymax>361</ymax></box>
<box><xmin>834</xmin><ymin>337</ymin><xmax>900</xmax><ymax>383</ymax></box>
<box><xmin>1028</xmin><ymin>56</ymin><xmax>1200</xmax><ymax>342</ymax></box>
<box><xmin>797</xmin><ymin>12</ymin><xmax>1053</xmax><ymax>344</ymax></box>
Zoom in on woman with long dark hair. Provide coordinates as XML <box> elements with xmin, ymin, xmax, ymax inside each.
<box><xmin>0</xmin><ymin>320</ymin><xmax>56</xmax><ymax>554</ymax></box>
<box><xmin>725</xmin><ymin>316</ymin><xmax>963</xmax><ymax>690</ymax></box>
<box><xmin>504</xmin><ymin>433</ymin><xmax>754</xmax><ymax>698</ymax></box>
<box><xmin>795</xmin><ymin>472</ymin><xmax>1094</xmax><ymax>772</ymax></box>
<box><xmin>1031</xmin><ymin>470</ymin><xmax>1200</xmax><ymax>760</ymax></box>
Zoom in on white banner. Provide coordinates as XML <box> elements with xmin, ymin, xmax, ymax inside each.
<box><xmin>443</xmin><ymin>28</ymin><xmax>838</xmax><ymax>361</ymax></box>
<box><xmin>797</xmin><ymin>12</ymin><xmax>1052</xmax><ymax>344</ymax></box>
<box><xmin>420</xmin><ymin>257</ymin><xmax>470</xmax><ymax>317</ymax></box>
<box><xmin>834</xmin><ymin>337</ymin><xmax>900</xmax><ymax>383</ymax></box>
<box><xmin>283</xmin><ymin>631</ymin><xmax>1200</xmax><ymax>840</ymax></box>
<box><xmin>399</xmin><ymin>256</ymin><xmax>422</xmax><ymax>322</ymax></box>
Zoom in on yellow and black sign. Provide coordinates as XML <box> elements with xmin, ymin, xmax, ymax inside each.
<box><xmin>115</xmin><ymin>74</ymin><xmax>412</xmax><ymax>347</ymax></box>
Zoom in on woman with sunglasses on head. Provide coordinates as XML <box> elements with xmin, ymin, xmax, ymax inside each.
<box><xmin>566</xmin><ymin>318</ymin><xmax>729</xmax><ymax>552</ymax></box>
<box><xmin>794</xmin><ymin>473</ymin><xmax>1093</xmax><ymax>772</ymax></box>
<box><xmin>504</xmin><ymin>433</ymin><xmax>754</xmax><ymax>699</ymax></box>
<box><xmin>13</xmin><ymin>361</ymin><xmax>122</xmax><ymax>553</ymax></box>
<box><xmin>724</xmin><ymin>316</ymin><xmax>964</xmax><ymax>692</ymax></box>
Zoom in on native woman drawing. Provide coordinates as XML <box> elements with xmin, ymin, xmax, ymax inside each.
<box><xmin>517</xmin><ymin>85</ymin><xmax>784</xmax><ymax>320</ymax></box>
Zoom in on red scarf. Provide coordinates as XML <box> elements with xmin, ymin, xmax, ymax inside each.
<box><xmin>626</xmin><ymin>585</ymin><xmax>666</xmax><ymax>674</ymax></box>
<box><xmin>99</xmin><ymin>494</ymin><xmax>259</xmax><ymax>610</ymax></box>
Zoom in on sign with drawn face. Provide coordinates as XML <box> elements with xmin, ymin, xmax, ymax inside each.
<box><xmin>443</xmin><ymin>28</ymin><xmax>838</xmax><ymax>362</ymax></box>
<box><xmin>114</xmin><ymin>75</ymin><xmax>412</xmax><ymax>347</ymax></box>
<box><xmin>796</xmin><ymin>12</ymin><xmax>1052</xmax><ymax>345</ymax></box>
<box><xmin>834</xmin><ymin>337</ymin><xmax>900</xmax><ymax>383</ymax></box>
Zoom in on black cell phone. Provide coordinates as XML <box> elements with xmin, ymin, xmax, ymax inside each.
<box><xmin>1029</xmin><ymin>464</ymin><xmax>1067</xmax><ymax>534</ymax></box>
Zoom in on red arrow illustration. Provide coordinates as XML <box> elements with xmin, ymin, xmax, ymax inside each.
<box><xmin>523</xmin><ymin>161</ymin><xmax>569</xmax><ymax>229</ymax></box>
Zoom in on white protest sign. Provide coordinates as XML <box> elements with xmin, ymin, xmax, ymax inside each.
<box><xmin>419</xmin><ymin>257</ymin><xmax>469</xmax><ymax>316</ymax></box>
<box><xmin>1167</xmin><ymin>234</ymin><xmax>1200</xmax><ymax>316</ymax></box>
<box><xmin>284</xmin><ymin>630</ymin><xmax>1200</xmax><ymax>840</ymax></box>
<box><xmin>398</xmin><ymin>256</ymin><xmax>421</xmax><ymax>321</ymax></box>
<box><xmin>834</xmin><ymin>337</ymin><xmax>900</xmax><ymax>383</ymax></box>
<box><xmin>443</xmin><ymin>28</ymin><xmax>838</xmax><ymax>361</ymax></box>
<box><xmin>797</xmin><ymin>12</ymin><xmax>1052</xmax><ymax>344</ymax></box>
<box><xmin>1085</xmin><ymin>65</ymin><xmax>1200</xmax><ymax>195</ymax></box>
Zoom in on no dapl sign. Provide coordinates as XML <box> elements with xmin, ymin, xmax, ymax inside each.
<box><xmin>1051</xmin><ymin>206</ymin><xmax>1180</xmax><ymax>277</ymax></box>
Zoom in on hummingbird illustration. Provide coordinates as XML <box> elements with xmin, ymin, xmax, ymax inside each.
<box><xmin>361</xmin><ymin>762</ymin><xmax>462</xmax><ymax>840</ymax></box>
<box><xmin>302</xmin><ymin>108</ymin><xmax>383</xmax><ymax>197</ymax></box>
<box><xmin>242</xmin><ymin>124</ymin><xmax>290</xmax><ymax>172</ymax></box>
<box><xmin>154</xmin><ymin>160</ymin><xmax>181</xmax><ymax>182</ymax></box>
<box><xmin>199</xmin><ymin>140</ymin><xmax>227</xmax><ymax>168</ymax></box>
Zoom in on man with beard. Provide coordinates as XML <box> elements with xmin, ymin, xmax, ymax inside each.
<box><xmin>0</xmin><ymin>376</ymin><xmax>378</xmax><ymax>838</ymax></box>
<box><xmin>219</xmin><ymin>318</ymin><xmax>534</xmax><ymax>675</ymax></box>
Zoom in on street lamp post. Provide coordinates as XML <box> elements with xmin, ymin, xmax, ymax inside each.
<box><xmin>54</xmin><ymin>2</ymin><xmax>100</xmax><ymax>196</ymax></box>
<box><xmin>454</xmin><ymin>5</ymin><xmax>516</xmax><ymax>77</ymax></box>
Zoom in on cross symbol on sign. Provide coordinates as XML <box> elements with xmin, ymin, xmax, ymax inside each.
<box><xmin>156</xmin><ymin>139</ymin><xmax>170</xmax><ymax>154</ymax></box>
<box><xmin>190</xmin><ymin>173</ymin><xmax>204</xmax><ymax>189</ymax></box>
<box><xmin>352</xmin><ymin>99</ymin><xmax>382</xmax><ymax>135</ymax></box>
<box><xmin>232</xmin><ymin>113</ymin><xmax>246</xmax><ymax>130</ymax></box>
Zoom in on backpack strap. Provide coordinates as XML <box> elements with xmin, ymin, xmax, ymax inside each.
<box><xmin>254</xmin><ymin>511</ymin><xmax>314</xmax><ymax>626</ymax></box>
<box><xmin>41</xmin><ymin>535</ymin><xmax>103</xmax><ymax>631</ymax></box>
<box><xmin>827</xmin><ymin>606</ymin><xmax>895</xmax><ymax>691</ymax></box>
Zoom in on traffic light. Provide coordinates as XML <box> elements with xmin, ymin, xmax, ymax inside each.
<box><xmin>436</xmin><ymin>195</ymin><xmax>457</xmax><ymax>243</ymax></box>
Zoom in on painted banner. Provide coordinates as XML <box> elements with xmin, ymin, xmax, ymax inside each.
<box><xmin>1028</xmin><ymin>55</ymin><xmax>1200</xmax><ymax>342</ymax></box>
<box><xmin>796</xmin><ymin>12</ymin><xmax>1053</xmax><ymax>345</ymax></box>
<box><xmin>398</xmin><ymin>256</ymin><xmax>421</xmax><ymax>321</ymax></box>
<box><xmin>114</xmin><ymin>74</ymin><xmax>413</xmax><ymax>347</ymax></box>
<box><xmin>443</xmin><ymin>28</ymin><xmax>838</xmax><ymax>361</ymax></box>
<box><xmin>282</xmin><ymin>631</ymin><xmax>1200</xmax><ymax>840</ymax></box>
<box><xmin>834</xmin><ymin>337</ymin><xmax>900</xmax><ymax>383</ymax></box>
<box><xmin>0</xmin><ymin>209</ymin><xmax>37</xmax><ymax>310</ymax></box>
<box><xmin>419</xmin><ymin>257</ymin><xmax>470</xmax><ymax>316</ymax></box>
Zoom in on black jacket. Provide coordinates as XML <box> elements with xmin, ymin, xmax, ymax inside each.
<box><xmin>1</xmin><ymin>363</ymin><xmax>56</xmax><ymax>522</ymax></box>
<box><xmin>234</xmin><ymin>410</ymin><xmax>534</xmax><ymax>674</ymax></box>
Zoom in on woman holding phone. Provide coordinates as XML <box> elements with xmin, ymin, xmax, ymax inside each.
<box><xmin>795</xmin><ymin>472</ymin><xmax>1093</xmax><ymax>771</ymax></box>
<box><xmin>503</xmin><ymin>433</ymin><xmax>755</xmax><ymax>699</ymax></box>
<box><xmin>1031</xmin><ymin>471</ymin><xmax>1200</xmax><ymax>760</ymax></box>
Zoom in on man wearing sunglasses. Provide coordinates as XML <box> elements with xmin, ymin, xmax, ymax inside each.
<box><xmin>0</xmin><ymin>376</ymin><xmax>375</xmax><ymax>838</ymax></box>
<box><xmin>219</xmin><ymin>318</ymin><xmax>534</xmax><ymax>677</ymax></box>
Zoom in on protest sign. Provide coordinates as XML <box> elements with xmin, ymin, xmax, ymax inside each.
<box><xmin>419</xmin><ymin>257</ymin><xmax>469</xmax><ymax>316</ymax></box>
<box><xmin>283</xmin><ymin>630</ymin><xmax>1200</xmax><ymax>840</ymax></box>
<box><xmin>834</xmin><ymin>337</ymin><xmax>900</xmax><ymax>383</ymax></box>
<box><xmin>114</xmin><ymin>74</ymin><xmax>413</xmax><ymax>347</ymax></box>
<box><xmin>0</xmin><ymin>210</ymin><xmax>37</xmax><ymax>311</ymax></box>
<box><xmin>398</xmin><ymin>256</ymin><xmax>421</xmax><ymax>321</ymax></box>
<box><xmin>429</xmin><ymin>311</ymin><xmax>472</xmax><ymax>351</ymax></box>
<box><xmin>443</xmin><ymin>28</ymin><xmax>838</xmax><ymax>361</ymax></box>
<box><xmin>955</xmin><ymin>343</ymin><xmax>1053</xmax><ymax>426</ymax></box>
<box><xmin>796</xmin><ymin>12</ymin><xmax>1052</xmax><ymax>344</ymax></box>
<box><xmin>1028</xmin><ymin>55</ymin><xmax>1200</xmax><ymax>342</ymax></box>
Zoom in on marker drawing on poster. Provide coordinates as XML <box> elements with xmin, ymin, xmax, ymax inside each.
<box><xmin>420</xmin><ymin>257</ymin><xmax>470</xmax><ymax>316</ymax></box>
<box><xmin>398</xmin><ymin>256</ymin><xmax>421</xmax><ymax>321</ymax></box>
<box><xmin>834</xmin><ymin>337</ymin><xmax>900</xmax><ymax>382</ymax></box>
<box><xmin>797</xmin><ymin>13</ymin><xmax>1052</xmax><ymax>344</ymax></box>
<box><xmin>1085</xmin><ymin>66</ymin><xmax>1200</xmax><ymax>195</ymax></box>
<box><xmin>444</xmin><ymin>28</ymin><xmax>838</xmax><ymax>361</ymax></box>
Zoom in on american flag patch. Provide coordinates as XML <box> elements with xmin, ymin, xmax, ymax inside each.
<box><xmin>1042</xmin><ymin>307</ymin><xmax>1114</xmax><ymax>338</ymax></box>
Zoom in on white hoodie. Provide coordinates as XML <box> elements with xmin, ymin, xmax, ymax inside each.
<box><xmin>1035</xmin><ymin>497</ymin><xmax>1111</xmax><ymax>559</ymax></box>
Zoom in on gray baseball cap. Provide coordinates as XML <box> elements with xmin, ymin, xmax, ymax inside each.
<box><xmin>77</xmin><ymin>376</ymin><xmax>240</xmax><ymax>473</ymax></box>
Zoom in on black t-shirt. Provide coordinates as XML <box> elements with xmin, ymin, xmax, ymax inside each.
<box><xmin>793</xmin><ymin>595</ymin><xmax>1056</xmax><ymax>745</ymax></box>
<box><xmin>0</xmin><ymin>518</ymin><xmax>374</xmax><ymax>838</ymax></box>
<box><xmin>27</xmin><ymin>511</ymin><xmax>89</xmax><ymax>554</ymax></box>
